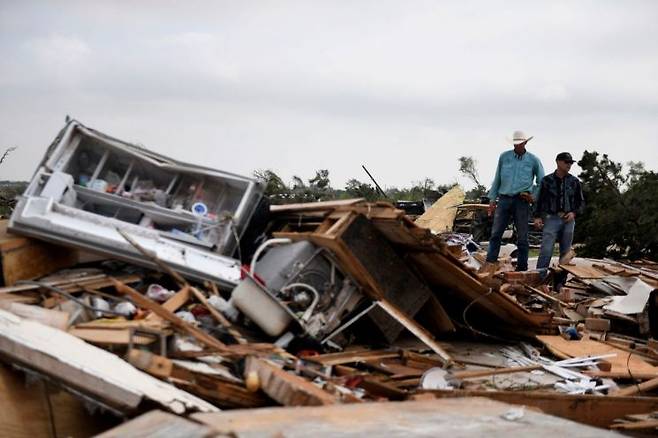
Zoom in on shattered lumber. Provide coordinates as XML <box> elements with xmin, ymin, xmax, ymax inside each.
<box><xmin>118</xmin><ymin>228</ymin><xmax>248</xmax><ymax>345</ymax></box>
<box><xmin>3</xmin><ymin>182</ymin><xmax>658</xmax><ymax>436</ymax></box>
<box><xmin>113</xmin><ymin>279</ymin><xmax>271</xmax><ymax>357</ymax></box>
<box><xmin>127</xmin><ymin>349</ymin><xmax>270</xmax><ymax>409</ymax></box>
<box><xmin>245</xmin><ymin>357</ymin><xmax>339</xmax><ymax>406</ymax></box>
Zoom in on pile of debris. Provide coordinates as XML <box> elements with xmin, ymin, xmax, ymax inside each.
<box><xmin>2</xmin><ymin>120</ymin><xmax>658</xmax><ymax>436</ymax></box>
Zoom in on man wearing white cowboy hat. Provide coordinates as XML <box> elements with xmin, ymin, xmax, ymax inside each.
<box><xmin>483</xmin><ymin>130</ymin><xmax>545</xmax><ymax>272</ymax></box>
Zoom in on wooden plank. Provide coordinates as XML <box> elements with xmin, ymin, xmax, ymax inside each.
<box><xmin>175</xmin><ymin>379</ymin><xmax>271</xmax><ymax>410</ymax></box>
<box><xmin>614</xmin><ymin>375</ymin><xmax>658</xmax><ymax>397</ymax></box>
<box><xmin>309</xmin><ymin>349</ymin><xmax>399</xmax><ymax>366</ymax></box>
<box><xmin>270</xmin><ymin>199</ymin><xmax>364</xmax><ymax>213</ymax></box>
<box><xmin>161</xmin><ymin>286</ymin><xmax>190</xmax><ymax>313</ymax></box>
<box><xmin>127</xmin><ymin>349</ymin><xmax>173</xmax><ymax>378</ymax></box>
<box><xmin>245</xmin><ymin>357</ymin><xmax>339</xmax><ymax>406</ymax></box>
<box><xmin>451</xmin><ymin>365</ymin><xmax>542</xmax><ymax>379</ymax></box>
<box><xmin>610</xmin><ymin>418</ymin><xmax>658</xmax><ymax>430</ymax></box>
<box><xmin>536</xmin><ymin>335</ymin><xmax>658</xmax><ymax>376</ymax></box>
<box><xmin>559</xmin><ymin>264</ymin><xmax>607</xmax><ymax>279</ymax></box>
<box><xmin>418</xmin><ymin>389</ymin><xmax>658</xmax><ymax>429</ymax></box>
<box><xmin>364</xmin><ymin>359</ymin><xmax>426</xmax><ymax>379</ymax></box>
<box><xmin>96</xmin><ymin>410</ymin><xmax>213</xmax><ymax>438</ymax></box>
<box><xmin>75</xmin><ymin>319</ymin><xmax>165</xmax><ymax>330</ymax></box>
<box><xmin>410</xmin><ymin>252</ymin><xmax>552</xmax><ymax>329</ymax></box>
<box><xmin>0</xmin><ymin>303</ymin><xmax>69</xmax><ymax>330</ymax></box>
<box><xmin>68</xmin><ymin>327</ymin><xmax>157</xmax><ymax>345</ymax></box>
<box><xmin>0</xmin><ymin>221</ymin><xmax>78</xmax><ymax>286</ymax></box>
<box><xmin>128</xmin><ymin>350</ymin><xmax>269</xmax><ymax>409</ymax></box>
<box><xmin>0</xmin><ymin>273</ymin><xmax>139</xmax><ymax>295</ymax></box>
<box><xmin>357</xmin><ymin>377</ymin><xmax>407</xmax><ymax>400</ymax></box>
<box><xmin>376</xmin><ymin>299</ymin><xmax>452</xmax><ymax>365</ymax></box>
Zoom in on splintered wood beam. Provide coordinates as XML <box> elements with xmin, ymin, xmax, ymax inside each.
<box><xmin>112</xmin><ymin>279</ymin><xmax>229</xmax><ymax>354</ymax></box>
<box><xmin>376</xmin><ymin>299</ymin><xmax>453</xmax><ymax>366</ymax></box>
<box><xmin>451</xmin><ymin>365</ymin><xmax>542</xmax><ymax>380</ymax></box>
<box><xmin>245</xmin><ymin>357</ymin><xmax>339</xmax><ymax>406</ymax></box>
<box><xmin>117</xmin><ymin>228</ymin><xmax>247</xmax><ymax>346</ymax></box>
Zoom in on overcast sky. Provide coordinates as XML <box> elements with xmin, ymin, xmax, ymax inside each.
<box><xmin>1</xmin><ymin>1</ymin><xmax>656</xmax><ymax>191</ymax></box>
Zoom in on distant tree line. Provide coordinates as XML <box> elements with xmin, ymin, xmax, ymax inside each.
<box><xmin>253</xmin><ymin>156</ymin><xmax>488</xmax><ymax>205</ymax></box>
<box><xmin>253</xmin><ymin>168</ymin><xmax>458</xmax><ymax>205</ymax></box>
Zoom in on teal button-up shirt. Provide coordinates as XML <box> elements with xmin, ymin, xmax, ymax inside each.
<box><xmin>487</xmin><ymin>150</ymin><xmax>545</xmax><ymax>201</ymax></box>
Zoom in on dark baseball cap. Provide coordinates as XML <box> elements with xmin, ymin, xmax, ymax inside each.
<box><xmin>556</xmin><ymin>152</ymin><xmax>575</xmax><ymax>163</ymax></box>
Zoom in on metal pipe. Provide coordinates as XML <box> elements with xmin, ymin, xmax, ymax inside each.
<box><xmin>281</xmin><ymin>282</ymin><xmax>320</xmax><ymax>322</ymax></box>
<box><xmin>250</xmin><ymin>237</ymin><xmax>292</xmax><ymax>274</ymax></box>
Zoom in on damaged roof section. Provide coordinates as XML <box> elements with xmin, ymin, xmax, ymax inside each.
<box><xmin>10</xmin><ymin>120</ymin><xmax>264</xmax><ymax>288</ymax></box>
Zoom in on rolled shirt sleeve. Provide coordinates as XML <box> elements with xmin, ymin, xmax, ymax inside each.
<box><xmin>532</xmin><ymin>157</ymin><xmax>545</xmax><ymax>202</ymax></box>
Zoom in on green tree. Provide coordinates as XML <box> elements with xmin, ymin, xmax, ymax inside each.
<box><xmin>458</xmin><ymin>156</ymin><xmax>487</xmax><ymax>201</ymax></box>
<box><xmin>576</xmin><ymin>151</ymin><xmax>657</xmax><ymax>260</ymax></box>
<box><xmin>344</xmin><ymin>179</ymin><xmax>380</xmax><ymax>201</ymax></box>
<box><xmin>253</xmin><ymin>169</ymin><xmax>290</xmax><ymax>204</ymax></box>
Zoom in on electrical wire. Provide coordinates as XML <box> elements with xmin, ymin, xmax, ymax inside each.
<box><xmin>15</xmin><ymin>280</ymin><xmax>128</xmax><ymax>317</ymax></box>
<box><xmin>461</xmin><ymin>288</ymin><xmax>509</xmax><ymax>342</ymax></box>
<box><xmin>626</xmin><ymin>344</ymin><xmax>643</xmax><ymax>396</ymax></box>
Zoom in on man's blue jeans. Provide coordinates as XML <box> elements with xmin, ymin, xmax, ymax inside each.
<box><xmin>486</xmin><ymin>195</ymin><xmax>530</xmax><ymax>271</ymax></box>
<box><xmin>536</xmin><ymin>214</ymin><xmax>575</xmax><ymax>272</ymax></box>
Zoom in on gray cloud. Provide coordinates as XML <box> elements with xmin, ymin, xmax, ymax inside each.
<box><xmin>0</xmin><ymin>0</ymin><xmax>656</xmax><ymax>190</ymax></box>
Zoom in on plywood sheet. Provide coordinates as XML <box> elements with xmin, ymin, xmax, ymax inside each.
<box><xmin>0</xmin><ymin>220</ymin><xmax>78</xmax><ymax>286</ymax></box>
<box><xmin>536</xmin><ymin>335</ymin><xmax>658</xmax><ymax>376</ymax></box>
<box><xmin>415</xmin><ymin>186</ymin><xmax>465</xmax><ymax>233</ymax></box>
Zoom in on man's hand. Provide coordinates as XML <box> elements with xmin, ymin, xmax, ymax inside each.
<box><xmin>533</xmin><ymin>217</ymin><xmax>544</xmax><ymax>230</ymax></box>
<box><xmin>487</xmin><ymin>201</ymin><xmax>496</xmax><ymax>217</ymax></box>
<box><xmin>519</xmin><ymin>192</ymin><xmax>534</xmax><ymax>204</ymax></box>
<box><xmin>563</xmin><ymin>212</ymin><xmax>576</xmax><ymax>222</ymax></box>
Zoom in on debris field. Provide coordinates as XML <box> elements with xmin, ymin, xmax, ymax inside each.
<box><xmin>1</xmin><ymin>120</ymin><xmax>657</xmax><ymax>436</ymax></box>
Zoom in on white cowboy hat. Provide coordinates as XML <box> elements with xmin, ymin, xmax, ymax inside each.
<box><xmin>511</xmin><ymin>130</ymin><xmax>533</xmax><ymax>145</ymax></box>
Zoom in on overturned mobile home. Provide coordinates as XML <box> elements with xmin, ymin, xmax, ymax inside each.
<box><xmin>10</xmin><ymin>120</ymin><xmax>264</xmax><ymax>288</ymax></box>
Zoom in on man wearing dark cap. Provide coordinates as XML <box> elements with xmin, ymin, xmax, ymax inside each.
<box><xmin>534</xmin><ymin>152</ymin><xmax>585</xmax><ymax>274</ymax></box>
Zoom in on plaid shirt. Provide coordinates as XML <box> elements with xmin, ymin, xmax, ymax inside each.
<box><xmin>534</xmin><ymin>172</ymin><xmax>585</xmax><ymax>218</ymax></box>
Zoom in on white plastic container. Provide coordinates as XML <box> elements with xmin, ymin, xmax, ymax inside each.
<box><xmin>231</xmin><ymin>276</ymin><xmax>292</xmax><ymax>337</ymax></box>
